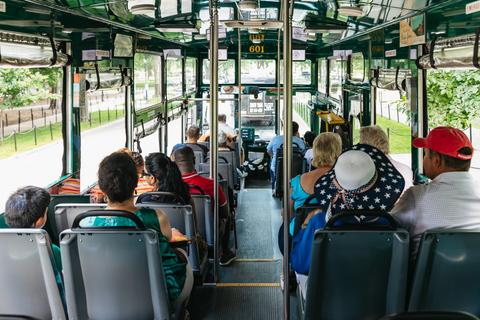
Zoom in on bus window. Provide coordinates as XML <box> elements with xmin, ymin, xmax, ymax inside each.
<box><xmin>241</xmin><ymin>60</ymin><xmax>276</xmax><ymax>84</ymax></box>
<box><xmin>375</xmin><ymin>88</ymin><xmax>411</xmax><ymax>170</ymax></box>
<box><xmin>280</xmin><ymin>60</ymin><xmax>312</xmax><ymax>85</ymax></box>
<box><xmin>329</xmin><ymin>59</ymin><xmax>343</xmax><ymax>101</ymax></box>
<box><xmin>318</xmin><ymin>58</ymin><xmax>327</xmax><ymax>94</ymax></box>
<box><xmin>0</xmin><ymin>67</ymin><xmax>64</xmax><ymax>208</ymax></box>
<box><xmin>134</xmin><ymin>53</ymin><xmax>162</xmax><ymax>110</ymax></box>
<box><xmin>241</xmin><ymin>91</ymin><xmax>276</xmax><ymax>141</ymax></box>
<box><xmin>185</xmin><ymin>58</ymin><xmax>197</xmax><ymax>93</ymax></box>
<box><xmin>203</xmin><ymin>59</ymin><xmax>235</xmax><ymax>84</ymax></box>
<box><xmin>167</xmin><ymin>57</ymin><xmax>183</xmax><ymax>99</ymax></box>
<box><xmin>80</xmin><ymin>80</ymin><xmax>127</xmax><ymax>191</ymax></box>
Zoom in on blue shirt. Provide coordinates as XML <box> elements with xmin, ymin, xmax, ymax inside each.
<box><xmin>290</xmin><ymin>212</ymin><xmax>390</xmax><ymax>275</ymax></box>
<box><xmin>267</xmin><ymin>135</ymin><xmax>306</xmax><ymax>173</ymax></box>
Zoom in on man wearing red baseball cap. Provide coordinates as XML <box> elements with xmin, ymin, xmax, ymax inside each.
<box><xmin>391</xmin><ymin>126</ymin><xmax>480</xmax><ymax>261</ymax></box>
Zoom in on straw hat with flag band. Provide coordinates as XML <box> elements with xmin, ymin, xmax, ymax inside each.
<box><xmin>314</xmin><ymin>144</ymin><xmax>405</xmax><ymax>220</ymax></box>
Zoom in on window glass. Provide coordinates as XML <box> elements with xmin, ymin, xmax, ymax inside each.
<box><xmin>318</xmin><ymin>59</ymin><xmax>327</xmax><ymax>94</ymax></box>
<box><xmin>167</xmin><ymin>58</ymin><xmax>183</xmax><ymax>99</ymax></box>
<box><xmin>0</xmin><ymin>67</ymin><xmax>64</xmax><ymax>209</ymax></box>
<box><xmin>203</xmin><ymin>59</ymin><xmax>235</xmax><ymax>84</ymax></box>
<box><xmin>241</xmin><ymin>60</ymin><xmax>276</xmax><ymax>84</ymax></box>
<box><xmin>350</xmin><ymin>53</ymin><xmax>365</xmax><ymax>82</ymax></box>
<box><xmin>185</xmin><ymin>58</ymin><xmax>197</xmax><ymax>93</ymax></box>
<box><xmin>134</xmin><ymin>53</ymin><xmax>162</xmax><ymax>109</ymax></box>
<box><xmin>280</xmin><ymin>60</ymin><xmax>311</xmax><ymax>85</ymax></box>
<box><xmin>329</xmin><ymin>59</ymin><xmax>343</xmax><ymax>101</ymax></box>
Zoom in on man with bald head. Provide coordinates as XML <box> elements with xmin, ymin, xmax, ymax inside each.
<box><xmin>174</xmin><ymin>146</ymin><xmax>236</xmax><ymax>266</ymax></box>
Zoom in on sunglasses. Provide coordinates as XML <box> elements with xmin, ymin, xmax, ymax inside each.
<box><xmin>142</xmin><ymin>170</ymin><xmax>152</xmax><ymax>177</ymax></box>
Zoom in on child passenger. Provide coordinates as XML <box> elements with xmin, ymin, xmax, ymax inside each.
<box><xmin>4</xmin><ymin>186</ymin><xmax>62</xmax><ymax>271</ymax></box>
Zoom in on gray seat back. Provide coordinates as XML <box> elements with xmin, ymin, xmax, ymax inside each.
<box><xmin>0</xmin><ymin>229</ymin><xmax>66</xmax><ymax>319</ymax></box>
<box><xmin>408</xmin><ymin>229</ymin><xmax>480</xmax><ymax>316</ymax></box>
<box><xmin>380</xmin><ymin>311</ymin><xmax>480</xmax><ymax>320</ymax></box>
<box><xmin>193</xmin><ymin>151</ymin><xmax>204</xmax><ymax>172</ymax></box>
<box><xmin>304</xmin><ymin>214</ymin><xmax>409</xmax><ymax>320</ymax></box>
<box><xmin>207</xmin><ymin>151</ymin><xmax>239</xmax><ymax>187</ymax></box>
<box><xmin>199</xmin><ymin>162</ymin><xmax>234</xmax><ymax>190</ymax></box>
<box><xmin>136</xmin><ymin>203</ymin><xmax>203</xmax><ymax>272</ymax></box>
<box><xmin>54</xmin><ymin>203</ymin><xmax>106</xmax><ymax>238</ymax></box>
<box><xmin>60</xmin><ymin>218</ymin><xmax>171</xmax><ymax>320</ymax></box>
<box><xmin>191</xmin><ymin>194</ymin><xmax>213</xmax><ymax>246</ymax></box>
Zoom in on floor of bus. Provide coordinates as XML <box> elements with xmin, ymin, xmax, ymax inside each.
<box><xmin>188</xmin><ymin>176</ymin><xmax>298</xmax><ymax>319</ymax></box>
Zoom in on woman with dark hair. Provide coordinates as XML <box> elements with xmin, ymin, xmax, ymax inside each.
<box><xmin>143</xmin><ymin>153</ymin><xmax>208</xmax><ymax>259</ymax></box>
<box><xmin>143</xmin><ymin>153</ymin><xmax>192</xmax><ymax>206</ymax></box>
<box><xmin>81</xmin><ymin>152</ymin><xmax>193</xmax><ymax>308</ymax></box>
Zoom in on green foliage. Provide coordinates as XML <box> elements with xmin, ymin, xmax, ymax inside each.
<box><xmin>0</xmin><ymin>69</ymin><xmax>58</xmax><ymax>110</ymax></box>
<box><xmin>426</xmin><ymin>69</ymin><xmax>480</xmax><ymax>129</ymax></box>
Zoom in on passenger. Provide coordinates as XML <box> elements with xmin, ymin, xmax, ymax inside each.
<box><xmin>185</xmin><ymin>124</ymin><xmax>209</xmax><ymax>157</ymax></box>
<box><xmin>218</xmin><ymin>114</ymin><xmax>236</xmax><ymax>136</ymax></box>
<box><xmin>174</xmin><ymin>146</ymin><xmax>237</xmax><ymax>266</ymax></box>
<box><xmin>131</xmin><ymin>151</ymin><xmax>154</xmax><ymax>195</ymax></box>
<box><xmin>81</xmin><ymin>152</ymin><xmax>193</xmax><ymax>307</ymax></box>
<box><xmin>170</xmin><ymin>143</ymin><xmax>186</xmax><ymax>161</ymax></box>
<box><xmin>278</xmin><ymin>132</ymin><xmax>342</xmax><ymax>290</ymax></box>
<box><xmin>391</xmin><ymin>126</ymin><xmax>480</xmax><ymax>261</ymax></box>
<box><xmin>4</xmin><ymin>186</ymin><xmax>62</xmax><ymax>271</ymax></box>
<box><xmin>90</xmin><ymin>148</ymin><xmax>153</xmax><ymax>203</ymax></box>
<box><xmin>303</xmin><ymin>131</ymin><xmax>317</xmax><ymax>170</ymax></box>
<box><xmin>267</xmin><ymin>121</ymin><xmax>306</xmax><ymax>188</ymax></box>
<box><xmin>359</xmin><ymin>125</ymin><xmax>414</xmax><ymax>191</ymax></box>
<box><xmin>142</xmin><ymin>152</ymin><xmax>208</xmax><ymax>259</ymax></box>
<box><xmin>290</xmin><ymin>144</ymin><xmax>405</xmax><ymax>275</ymax></box>
<box><xmin>219</xmin><ymin>131</ymin><xmax>246</xmax><ymax>177</ymax></box>
<box><xmin>200</xmin><ymin>114</ymin><xmax>237</xmax><ymax>145</ymax></box>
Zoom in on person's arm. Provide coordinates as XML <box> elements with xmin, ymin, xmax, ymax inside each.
<box><xmin>189</xmin><ymin>198</ymin><xmax>199</xmax><ymax>233</ymax></box>
<box><xmin>155</xmin><ymin>209</ymin><xmax>173</xmax><ymax>241</ymax></box>
<box><xmin>267</xmin><ymin>150</ymin><xmax>273</xmax><ymax>157</ymax></box>
<box><xmin>219</xmin><ymin>202</ymin><xmax>230</xmax><ymax>220</ymax></box>
<box><xmin>240</xmin><ymin>147</ymin><xmax>245</xmax><ymax>164</ymax></box>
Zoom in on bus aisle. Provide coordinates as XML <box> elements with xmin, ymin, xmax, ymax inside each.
<box><xmin>188</xmin><ymin>183</ymin><xmax>296</xmax><ymax>319</ymax></box>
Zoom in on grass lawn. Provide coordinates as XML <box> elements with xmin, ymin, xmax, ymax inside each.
<box><xmin>0</xmin><ymin>109</ymin><xmax>125</xmax><ymax>160</ymax></box>
<box><xmin>376</xmin><ymin>116</ymin><xmax>412</xmax><ymax>154</ymax></box>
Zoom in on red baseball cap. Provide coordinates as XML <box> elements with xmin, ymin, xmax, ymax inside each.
<box><xmin>413</xmin><ymin>126</ymin><xmax>473</xmax><ymax>160</ymax></box>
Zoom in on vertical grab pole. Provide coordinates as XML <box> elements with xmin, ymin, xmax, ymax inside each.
<box><xmin>209</xmin><ymin>0</ymin><xmax>220</xmax><ymax>283</ymax></box>
<box><xmin>277</xmin><ymin>30</ymin><xmax>281</xmax><ymax>135</ymax></box>
<box><xmin>283</xmin><ymin>0</ymin><xmax>293</xmax><ymax>318</ymax></box>
<box><xmin>237</xmin><ymin>21</ymin><xmax>242</xmax><ymax>149</ymax></box>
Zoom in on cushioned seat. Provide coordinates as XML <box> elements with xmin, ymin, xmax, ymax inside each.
<box><xmin>60</xmin><ymin>210</ymin><xmax>184</xmax><ymax>320</ymax></box>
<box><xmin>0</xmin><ymin>229</ymin><xmax>66</xmax><ymax>319</ymax></box>
<box><xmin>408</xmin><ymin>229</ymin><xmax>480</xmax><ymax>316</ymax></box>
<box><xmin>302</xmin><ymin>211</ymin><xmax>409</xmax><ymax>320</ymax></box>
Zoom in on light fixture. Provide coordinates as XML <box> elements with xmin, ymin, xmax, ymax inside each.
<box><xmin>221</xmin><ymin>20</ymin><xmax>283</xmax><ymax>29</ymax></box>
<box><xmin>194</xmin><ymin>34</ymin><xmax>207</xmax><ymax>40</ymax></box>
<box><xmin>62</xmin><ymin>30</ymin><xmax>73</xmax><ymax>34</ymax></box>
<box><xmin>302</xmin><ymin>13</ymin><xmax>348</xmax><ymax>34</ymax></box>
<box><xmin>338</xmin><ymin>5</ymin><xmax>364</xmax><ymax>17</ymax></box>
<box><xmin>155</xmin><ymin>13</ymin><xmax>201</xmax><ymax>33</ymax></box>
<box><xmin>303</xmin><ymin>34</ymin><xmax>316</xmax><ymax>41</ymax></box>
<box><xmin>385</xmin><ymin>38</ymin><xmax>393</xmax><ymax>44</ymax></box>
<box><xmin>238</xmin><ymin>0</ymin><xmax>258</xmax><ymax>11</ymax></box>
<box><xmin>138</xmin><ymin>34</ymin><xmax>152</xmax><ymax>40</ymax></box>
<box><xmin>252</xmin><ymin>38</ymin><xmax>262</xmax><ymax>44</ymax></box>
<box><xmin>248</xmin><ymin>28</ymin><xmax>260</xmax><ymax>34</ymax></box>
<box><xmin>130</xmin><ymin>4</ymin><xmax>156</xmax><ymax>15</ymax></box>
<box><xmin>304</xmin><ymin>28</ymin><xmax>344</xmax><ymax>34</ymax></box>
